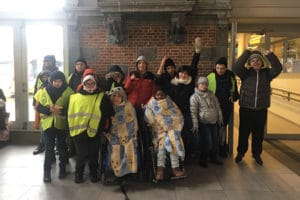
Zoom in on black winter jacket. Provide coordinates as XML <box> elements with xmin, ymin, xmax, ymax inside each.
<box><xmin>232</xmin><ymin>50</ymin><xmax>282</xmax><ymax>109</ymax></box>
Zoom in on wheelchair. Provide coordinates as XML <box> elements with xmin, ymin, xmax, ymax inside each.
<box><xmin>98</xmin><ymin>130</ymin><xmax>145</xmax><ymax>185</ymax></box>
<box><xmin>146</xmin><ymin>124</ymin><xmax>186</xmax><ymax>183</ymax></box>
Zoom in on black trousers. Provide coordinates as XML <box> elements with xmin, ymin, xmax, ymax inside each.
<box><xmin>73</xmin><ymin>132</ymin><xmax>100</xmax><ymax>176</ymax></box>
<box><xmin>44</xmin><ymin>127</ymin><xmax>67</xmax><ymax>171</ymax></box>
<box><xmin>0</xmin><ymin>109</ymin><xmax>6</xmax><ymax>130</ymax></box>
<box><xmin>237</xmin><ymin>107</ymin><xmax>267</xmax><ymax>156</ymax></box>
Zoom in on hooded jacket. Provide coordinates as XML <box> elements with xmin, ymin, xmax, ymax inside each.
<box><xmin>232</xmin><ymin>50</ymin><xmax>282</xmax><ymax>109</ymax></box>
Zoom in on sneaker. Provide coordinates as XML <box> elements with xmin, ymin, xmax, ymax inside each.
<box><xmin>235</xmin><ymin>153</ymin><xmax>244</xmax><ymax>163</ymax></box>
<box><xmin>253</xmin><ymin>155</ymin><xmax>263</xmax><ymax>165</ymax></box>
<box><xmin>33</xmin><ymin>144</ymin><xmax>45</xmax><ymax>155</ymax></box>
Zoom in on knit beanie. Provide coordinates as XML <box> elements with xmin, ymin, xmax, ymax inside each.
<box><xmin>109</xmin><ymin>87</ymin><xmax>127</xmax><ymax>101</ymax></box>
<box><xmin>197</xmin><ymin>76</ymin><xmax>209</xmax><ymax>86</ymax></box>
<box><xmin>215</xmin><ymin>57</ymin><xmax>227</xmax><ymax>68</ymax></box>
<box><xmin>136</xmin><ymin>55</ymin><xmax>148</xmax><ymax>67</ymax></box>
<box><xmin>75</xmin><ymin>57</ymin><xmax>87</xmax><ymax>66</ymax></box>
<box><xmin>164</xmin><ymin>58</ymin><xmax>176</xmax><ymax>70</ymax></box>
<box><xmin>49</xmin><ymin>71</ymin><xmax>66</xmax><ymax>83</ymax></box>
<box><xmin>248</xmin><ymin>50</ymin><xmax>265</xmax><ymax>67</ymax></box>
<box><xmin>44</xmin><ymin>55</ymin><xmax>56</xmax><ymax>64</ymax></box>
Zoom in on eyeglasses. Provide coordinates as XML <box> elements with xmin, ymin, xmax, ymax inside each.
<box><xmin>84</xmin><ymin>81</ymin><xmax>96</xmax><ymax>86</ymax></box>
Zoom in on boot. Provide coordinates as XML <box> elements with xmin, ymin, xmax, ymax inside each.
<box><xmin>172</xmin><ymin>167</ymin><xmax>185</xmax><ymax>177</ymax></box>
<box><xmin>33</xmin><ymin>143</ymin><xmax>45</xmax><ymax>155</ymax></box>
<box><xmin>155</xmin><ymin>166</ymin><xmax>165</xmax><ymax>181</ymax></box>
<box><xmin>90</xmin><ymin>173</ymin><xmax>100</xmax><ymax>183</ymax></box>
<box><xmin>43</xmin><ymin>170</ymin><xmax>51</xmax><ymax>183</ymax></box>
<box><xmin>58</xmin><ymin>167</ymin><xmax>67</xmax><ymax>179</ymax></box>
<box><xmin>235</xmin><ymin>153</ymin><xmax>244</xmax><ymax>163</ymax></box>
<box><xmin>74</xmin><ymin>173</ymin><xmax>84</xmax><ymax>184</ymax></box>
<box><xmin>253</xmin><ymin>154</ymin><xmax>263</xmax><ymax>165</ymax></box>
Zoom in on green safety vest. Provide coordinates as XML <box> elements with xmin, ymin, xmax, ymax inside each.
<box><xmin>68</xmin><ymin>92</ymin><xmax>104</xmax><ymax>138</ymax></box>
<box><xmin>34</xmin><ymin>87</ymin><xmax>74</xmax><ymax>131</ymax></box>
<box><xmin>207</xmin><ymin>73</ymin><xmax>236</xmax><ymax>96</ymax></box>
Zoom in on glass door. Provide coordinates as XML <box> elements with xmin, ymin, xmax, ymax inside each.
<box><xmin>26</xmin><ymin>24</ymin><xmax>64</xmax><ymax>126</ymax></box>
<box><xmin>0</xmin><ymin>23</ymin><xmax>64</xmax><ymax>131</ymax></box>
<box><xmin>0</xmin><ymin>26</ymin><xmax>15</xmax><ymax>122</ymax></box>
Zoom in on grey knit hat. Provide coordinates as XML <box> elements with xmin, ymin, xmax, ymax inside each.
<box><xmin>197</xmin><ymin>76</ymin><xmax>209</xmax><ymax>85</ymax></box>
<box><xmin>136</xmin><ymin>55</ymin><xmax>148</xmax><ymax>66</ymax></box>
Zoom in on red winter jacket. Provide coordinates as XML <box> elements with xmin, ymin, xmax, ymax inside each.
<box><xmin>124</xmin><ymin>71</ymin><xmax>156</xmax><ymax>109</ymax></box>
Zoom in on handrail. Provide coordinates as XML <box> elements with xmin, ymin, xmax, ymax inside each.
<box><xmin>271</xmin><ymin>88</ymin><xmax>300</xmax><ymax>103</ymax></box>
<box><xmin>236</xmin><ymin>78</ymin><xmax>300</xmax><ymax>103</ymax></box>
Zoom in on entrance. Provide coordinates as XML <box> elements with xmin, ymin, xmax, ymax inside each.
<box><xmin>233</xmin><ymin>32</ymin><xmax>300</xmax><ymax>139</ymax></box>
<box><xmin>0</xmin><ymin>23</ymin><xmax>64</xmax><ymax>130</ymax></box>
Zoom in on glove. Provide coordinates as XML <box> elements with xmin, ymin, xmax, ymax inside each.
<box><xmin>191</xmin><ymin>126</ymin><xmax>198</xmax><ymax>134</ymax></box>
<box><xmin>193</xmin><ymin>37</ymin><xmax>202</xmax><ymax>53</ymax></box>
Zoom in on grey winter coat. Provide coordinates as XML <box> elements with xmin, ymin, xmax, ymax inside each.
<box><xmin>190</xmin><ymin>88</ymin><xmax>223</xmax><ymax>129</ymax></box>
<box><xmin>232</xmin><ymin>50</ymin><xmax>282</xmax><ymax>109</ymax></box>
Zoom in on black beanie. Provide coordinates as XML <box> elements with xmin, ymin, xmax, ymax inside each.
<box><xmin>215</xmin><ymin>57</ymin><xmax>227</xmax><ymax>68</ymax></box>
<box><xmin>44</xmin><ymin>55</ymin><xmax>56</xmax><ymax>64</ymax></box>
<box><xmin>75</xmin><ymin>57</ymin><xmax>87</xmax><ymax>66</ymax></box>
<box><xmin>49</xmin><ymin>71</ymin><xmax>66</xmax><ymax>83</ymax></box>
<box><xmin>164</xmin><ymin>58</ymin><xmax>176</xmax><ymax>70</ymax></box>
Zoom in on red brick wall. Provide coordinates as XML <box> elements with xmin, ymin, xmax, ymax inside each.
<box><xmin>79</xmin><ymin>23</ymin><xmax>217</xmax><ymax>77</ymax></box>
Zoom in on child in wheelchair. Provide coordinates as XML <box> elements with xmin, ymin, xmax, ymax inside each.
<box><xmin>144</xmin><ymin>88</ymin><xmax>185</xmax><ymax>181</ymax></box>
<box><xmin>102</xmin><ymin>87</ymin><xmax>138</xmax><ymax>183</ymax></box>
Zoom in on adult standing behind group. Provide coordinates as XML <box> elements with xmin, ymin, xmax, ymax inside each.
<box><xmin>33</xmin><ymin>55</ymin><xmax>58</xmax><ymax>155</ymax></box>
<box><xmin>68</xmin><ymin>57</ymin><xmax>88</xmax><ymax>92</ymax></box>
<box><xmin>124</xmin><ymin>55</ymin><xmax>156</xmax><ymax>174</ymax></box>
<box><xmin>232</xmin><ymin>49</ymin><xmax>282</xmax><ymax>165</ymax></box>
<box><xmin>207</xmin><ymin>57</ymin><xmax>239</xmax><ymax>158</ymax></box>
<box><xmin>156</xmin><ymin>37</ymin><xmax>201</xmax><ymax>160</ymax></box>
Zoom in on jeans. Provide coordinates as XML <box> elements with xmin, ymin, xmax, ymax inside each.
<box><xmin>198</xmin><ymin>122</ymin><xmax>218</xmax><ymax>159</ymax></box>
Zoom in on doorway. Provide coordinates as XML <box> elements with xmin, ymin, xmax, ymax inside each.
<box><xmin>0</xmin><ymin>23</ymin><xmax>64</xmax><ymax>130</ymax></box>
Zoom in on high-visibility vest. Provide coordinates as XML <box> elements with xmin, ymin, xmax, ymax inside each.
<box><xmin>34</xmin><ymin>87</ymin><xmax>74</xmax><ymax>131</ymax></box>
<box><xmin>68</xmin><ymin>92</ymin><xmax>104</xmax><ymax>138</ymax></box>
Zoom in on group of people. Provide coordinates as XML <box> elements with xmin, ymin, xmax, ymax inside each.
<box><xmin>31</xmin><ymin>36</ymin><xmax>282</xmax><ymax>184</ymax></box>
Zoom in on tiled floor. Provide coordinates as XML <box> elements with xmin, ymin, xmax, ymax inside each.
<box><xmin>0</xmin><ymin>142</ymin><xmax>299</xmax><ymax>200</ymax></box>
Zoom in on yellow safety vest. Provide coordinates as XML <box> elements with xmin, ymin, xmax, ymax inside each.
<box><xmin>68</xmin><ymin>92</ymin><xmax>104</xmax><ymax>138</ymax></box>
<box><xmin>34</xmin><ymin>87</ymin><xmax>74</xmax><ymax>131</ymax></box>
